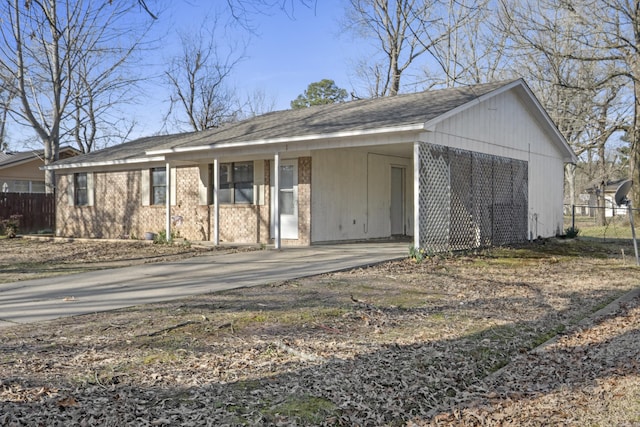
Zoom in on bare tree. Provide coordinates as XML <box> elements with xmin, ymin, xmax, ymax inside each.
<box><xmin>420</xmin><ymin>0</ymin><xmax>510</xmax><ymax>88</ymax></box>
<box><xmin>343</xmin><ymin>0</ymin><xmax>490</xmax><ymax>97</ymax></box>
<box><xmin>344</xmin><ymin>0</ymin><xmax>436</xmax><ymax>97</ymax></box>
<box><xmin>164</xmin><ymin>24</ymin><xmax>245</xmax><ymax>132</ymax></box>
<box><xmin>241</xmin><ymin>88</ymin><xmax>277</xmax><ymax>118</ymax></box>
<box><xmin>500</xmin><ymin>0</ymin><xmax>640</xmax><ymax>209</ymax></box>
<box><xmin>226</xmin><ymin>0</ymin><xmax>317</xmax><ymax>28</ymax></box>
<box><xmin>0</xmin><ymin>71</ymin><xmax>16</xmax><ymax>150</ymax></box>
<box><xmin>0</xmin><ymin>0</ymin><xmax>155</xmax><ymax>191</ymax></box>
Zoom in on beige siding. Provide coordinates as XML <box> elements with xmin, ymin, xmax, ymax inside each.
<box><xmin>426</xmin><ymin>89</ymin><xmax>566</xmax><ymax>238</ymax></box>
<box><xmin>311</xmin><ymin>148</ymin><xmax>413</xmax><ymax>243</ymax></box>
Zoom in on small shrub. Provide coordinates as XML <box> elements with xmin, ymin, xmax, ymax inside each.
<box><xmin>564</xmin><ymin>226</ymin><xmax>580</xmax><ymax>239</ymax></box>
<box><xmin>153</xmin><ymin>230</ymin><xmax>169</xmax><ymax>244</ymax></box>
<box><xmin>409</xmin><ymin>246</ymin><xmax>430</xmax><ymax>263</ymax></box>
<box><xmin>0</xmin><ymin>214</ymin><xmax>22</xmax><ymax>238</ymax></box>
<box><xmin>153</xmin><ymin>229</ymin><xmax>180</xmax><ymax>244</ymax></box>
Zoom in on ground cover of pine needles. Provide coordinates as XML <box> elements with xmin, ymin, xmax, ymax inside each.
<box><xmin>1</xmin><ymin>237</ymin><xmax>640</xmax><ymax>426</ymax></box>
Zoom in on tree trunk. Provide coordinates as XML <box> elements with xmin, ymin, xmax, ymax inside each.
<box><xmin>564</xmin><ymin>163</ymin><xmax>576</xmax><ymax>207</ymax></box>
<box><xmin>632</xmin><ymin>77</ymin><xmax>640</xmax><ymax>221</ymax></box>
<box><xmin>43</xmin><ymin>138</ymin><xmax>59</xmax><ymax>194</ymax></box>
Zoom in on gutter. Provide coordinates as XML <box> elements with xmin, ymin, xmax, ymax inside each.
<box><xmin>43</xmin><ymin>156</ymin><xmax>166</xmax><ymax>171</ymax></box>
<box><xmin>146</xmin><ymin>123</ymin><xmax>427</xmax><ymax>155</ymax></box>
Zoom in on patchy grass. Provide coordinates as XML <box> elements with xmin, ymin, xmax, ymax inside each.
<box><xmin>265</xmin><ymin>395</ymin><xmax>337</xmax><ymax>424</ymax></box>
<box><xmin>1</xmin><ymin>238</ymin><xmax>639</xmax><ymax>426</ymax></box>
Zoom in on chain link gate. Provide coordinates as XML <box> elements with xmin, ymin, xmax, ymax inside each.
<box><xmin>418</xmin><ymin>142</ymin><xmax>528</xmax><ymax>252</ymax></box>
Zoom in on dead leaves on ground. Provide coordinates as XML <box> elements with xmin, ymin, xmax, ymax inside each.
<box><xmin>1</xmin><ymin>243</ymin><xmax>640</xmax><ymax>425</ymax></box>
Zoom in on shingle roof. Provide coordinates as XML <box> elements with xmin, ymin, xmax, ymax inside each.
<box><xmin>0</xmin><ymin>150</ymin><xmax>36</xmax><ymax>167</ymax></box>
<box><xmin>52</xmin><ymin>80</ymin><xmax>518</xmax><ymax>166</ymax></box>
<box><xmin>0</xmin><ymin>146</ymin><xmax>79</xmax><ymax>169</ymax></box>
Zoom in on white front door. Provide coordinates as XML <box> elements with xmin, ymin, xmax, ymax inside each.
<box><xmin>271</xmin><ymin>160</ymin><xmax>298</xmax><ymax>239</ymax></box>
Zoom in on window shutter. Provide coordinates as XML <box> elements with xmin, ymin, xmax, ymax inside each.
<box><xmin>254</xmin><ymin>160</ymin><xmax>264</xmax><ymax>205</ymax></box>
<box><xmin>198</xmin><ymin>164</ymin><xmax>210</xmax><ymax>205</ymax></box>
<box><xmin>67</xmin><ymin>174</ymin><xmax>75</xmax><ymax>206</ymax></box>
<box><xmin>87</xmin><ymin>172</ymin><xmax>95</xmax><ymax>207</ymax></box>
<box><xmin>141</xmin><ymin>169</ymin><xmax>150</xmax><ymax>206</ymax></box>
<box><xmin>170</xmin><ymin>167</ymin><xmax>177</xmax><ymax>205</ymax></box>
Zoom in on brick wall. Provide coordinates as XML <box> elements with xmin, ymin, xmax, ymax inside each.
<box><xmin>295</xmin><ymin>156</ymin><xmax>311</xmax><ymax>245</ymax></box>
<box><xmin>57</xmin><ymin>170</ymin><xmax>165</xmax><ymax>239</ymax></box>
<box><xmin>56</xmin><ymin>158</ymin><xmax>312</xmax><ymax>245</ymax></box>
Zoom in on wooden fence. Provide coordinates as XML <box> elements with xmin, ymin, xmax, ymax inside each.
<box><xmin>0</xmin><ymin>192</ymin><xmax>55</xmax><ymax>234</ymax></box>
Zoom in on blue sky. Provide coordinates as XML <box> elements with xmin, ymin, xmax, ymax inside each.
<box><xmin>8</xmin><ymin>1</ymin><xmax>362</xmax><ymax>149</ymax></box>
<box><xmin>134</xmin><ymin>0</ymin><xmax>359</xmax><ymax>136</ymax></box>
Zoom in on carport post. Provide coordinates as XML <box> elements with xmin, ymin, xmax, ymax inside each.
<box><xmin>213</xmin><ymin>158</ymin><xmax>220</xmax><ymax>245</ymax></box>
<box><xmin>413</xmin><ymin>142</ymin><xmax>420</xmax><ymax>249</ymax></box>
<box><xmin>165</xmin><ymin>161</ymin><xmax>171</xmax><ymax>242</ymax></box>
<box><xmin>274</xmin><ymin>152</ymin><xmax>281</xmax><ymax>249</ymax></box>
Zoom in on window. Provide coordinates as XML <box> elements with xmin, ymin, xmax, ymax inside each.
<box><xmin>74</xmin><ymin>173</ymin><xmax>88</xmax><ymax>206</ymax></box>
<box><xmin>217</xmin><ymin>162</ymin><xmax>253</xmax><ymax>204</ymax></box>
<box><xmin>151</xmin><ymin>168</ymin><xmax>166</xmax><ymax>205</ymax></box>
<box><xmin>31</xmin><ymin>181</ymin><xmax>46</xmax><ymax>193</ymax></box>
<box><xmin>3</xmin><ymin>180</ymin><xmax>46</xmax><ymax>193</ymax></box>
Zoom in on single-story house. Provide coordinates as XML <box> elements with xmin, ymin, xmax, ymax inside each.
<box><xmin>46</xmin><ymin>79</ymin><xmax>576</xmax><ymax>251</ymax></box>
<box><xmin>1</xmin><ymin>146</ymin><xmax>79</xmax><ymax>193</ymax></box>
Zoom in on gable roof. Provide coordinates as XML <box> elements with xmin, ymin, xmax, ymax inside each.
<box><xmin>48</xmin><ymin>79</ymin><xmax>576</xmax><ymax>169</ymax></box>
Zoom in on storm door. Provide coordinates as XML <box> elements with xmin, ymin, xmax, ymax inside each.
<box><xmin>271</xmin><ymin>160</ymin><xmax>299</xmax><ymax>239</ymax></box>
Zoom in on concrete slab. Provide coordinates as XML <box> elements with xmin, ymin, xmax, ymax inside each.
<box><xmin>0</xmin><ymin>242</ymin><xmax>409</xmax><ymax>328</ymax></box>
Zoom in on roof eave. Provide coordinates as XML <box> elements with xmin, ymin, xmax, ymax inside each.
<box><xmin>43</xmin><ymin>156</ymin><xmax>167</xmax><ymax>171</ymax></box>
<box><xmin>146</xmin><ymin>123</ymin><xmax>428</xmax><ymax>155</ymax></box>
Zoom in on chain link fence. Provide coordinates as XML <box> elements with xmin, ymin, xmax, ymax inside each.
<box><xmin>563</xmin><ymin>204</ymin><xmax>638</xmax><ymax>237</ymax></box>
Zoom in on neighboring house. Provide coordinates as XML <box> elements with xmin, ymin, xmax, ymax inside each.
<box><xmin>585</xmin><ymin>178</ymin><xmax>629</xmax><ymax>217</ymax></box>
<box><xmin>0</xmin><ymin>147</ymin><xmax>79</xmax><ymax>193</ymax></box>
<box><xmin>46</xmin><ymin>79</ymin><xmax>576</xmax><ymax>251</ymax></box>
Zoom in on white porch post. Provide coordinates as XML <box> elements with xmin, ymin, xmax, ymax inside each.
<box><xmin>165</xmin><ymin>161</ymin><xmax>171</xmax><ymax>242</ymax></box>
<box><xmin>213</xmin><ymin>158</ymin><xmax>220</xmax><ymax>245</ymax></box>
<box><xmin>274</xmin><ymin>152</ymin><xmax>281</xmax><ymax>249</ymax></box>
<box><xmin>413</xmin><ymin>142</ymin><xmax>420</xmax><ymax>249</ymax></box>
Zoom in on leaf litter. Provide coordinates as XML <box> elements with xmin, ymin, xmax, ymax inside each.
<box><xmin>1</xmin><ymin>237</ymin><xmax>640</xmax><ymax>425</ymax></box>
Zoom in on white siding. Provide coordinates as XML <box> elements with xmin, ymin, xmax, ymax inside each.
<box><xmin>311</xmin><ymin>148</ymin><xmax>413</xmax><ymax>243</ymax></box>
<box><xmin>425</xmin><ymin>89</ymin><xmax>566</xmax><ymax>238</ymax></box>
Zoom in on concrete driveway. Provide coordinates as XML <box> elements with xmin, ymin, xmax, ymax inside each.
<box><xmin>0</xmin><ymin>242</ymin><xmax>408</xmax><ymax>328</ymax></box>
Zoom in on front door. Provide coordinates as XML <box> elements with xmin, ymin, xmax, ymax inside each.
<box><xmin>391</xmin><ymin>166</ymin><xmax>405</xmax><ymax>235</ymax></box>
<box><xmin>271</xmin><ymin>160</ymin><xmax>299</xmax><ymax>239</ymax></box>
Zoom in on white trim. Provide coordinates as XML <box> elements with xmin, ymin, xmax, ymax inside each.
<box><xmin>145</xmin><ymin>124</ymin><xmax>426</xmax><ymax>156</ymax></box>
<box><xmin>213</xmin><ymin>158</ymin><xmax>220</xmax><ymax>245</ymax></box>
<box><xmin>43</xmin><ymin>156</ymin><xmax>166</xmax><ymax>171</ymax></box>
<box><xmin>517</xmin><ymin>81</ymin><xmax>578</xmax><ymax>163</ymax></box>
<box><xmin>165</xmin><ymin>162</ymin><xmax>171</xmax><ymax>242</ymax></box>
<box><xmin>413</xmin><ymin>142</ymin><xmax>420</xmax><ymax>249</ymax></box>
<box><xmin>274</xmin><ymin>153</ymin><xmax>281</xmax><ymax>249</ymax></box>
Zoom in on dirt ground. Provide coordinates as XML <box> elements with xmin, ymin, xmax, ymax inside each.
<box><xmin>1</xmin><ymin>237</ymin><xmax>640</xmax><ymax>426</ymax></box>
<box><xmin>0</xmin><ymin>237</ymin><xmax>235</xmax><ymax>283</ymax></box>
